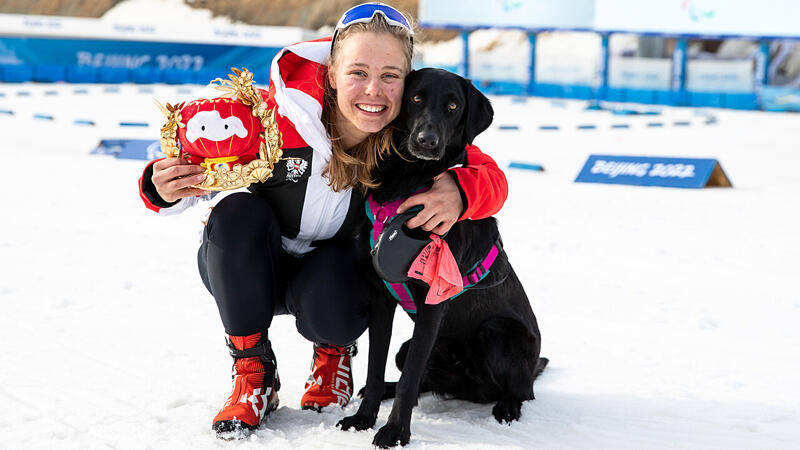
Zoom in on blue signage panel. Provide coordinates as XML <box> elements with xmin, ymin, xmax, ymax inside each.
<box><xmin>0</xmin><ymin>36</ymin><xmax>279</xmax><ymax>82</ymax></box>
<box><xmin>575</xmin><ymin>154</ymin><xmax>731</xmax><ymax>188</ymax></box>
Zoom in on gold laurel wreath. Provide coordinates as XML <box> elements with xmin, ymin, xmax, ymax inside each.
<box><xmin>157</xmin><ymin>67</ymin><xmax>287</xmax><ymax>191</ymax></box>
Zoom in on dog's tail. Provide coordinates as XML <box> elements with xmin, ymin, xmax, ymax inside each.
<box><xmin>533</xmin><ymin>357</ymin><xmax>549</xmax><ymax>381</ymax></box>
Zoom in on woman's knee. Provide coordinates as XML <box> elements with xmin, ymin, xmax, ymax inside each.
<box><xmin>291</xmin><ymin>285</ymin><xmax>369</xmax><ymax>345</ymax></box>
<box><xmin>296</xmin><ymin>309</ymin><xmax>367</xmax><ymax>346</ymax></box>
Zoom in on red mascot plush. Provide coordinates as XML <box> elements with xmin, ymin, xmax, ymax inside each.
<box><xmin>157</xmin><ymin>68</ymin><xmax>283</xmax><ymax>190</ymax></box>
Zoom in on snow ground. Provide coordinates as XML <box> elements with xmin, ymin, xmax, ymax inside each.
<box><xmin>3</xmin><ymin>0</ymin><xmax>799</xmax><ymax>447</ymax></box>
<box><xmin>1</xmin><ymin>82</ymin><xmax>798</xmax><ymax>450</ymax></box>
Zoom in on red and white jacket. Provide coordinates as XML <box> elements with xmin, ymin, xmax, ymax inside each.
<box><xmin>139</xmin><ymin>38</ymin><xmax>508</xmax><ymax>256</ymax></box>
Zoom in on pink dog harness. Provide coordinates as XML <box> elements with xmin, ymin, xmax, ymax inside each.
<box><xmin>366</xmin><ymin>193</ymin><xmax>502</xmax><ymax>313</ymax></box>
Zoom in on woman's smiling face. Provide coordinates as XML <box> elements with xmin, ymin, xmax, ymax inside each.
<box><xmin>329</xmin><ymin>31</ymin><xmax>408</xmax><ymax>148</ymax></box>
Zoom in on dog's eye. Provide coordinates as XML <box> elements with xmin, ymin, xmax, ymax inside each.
<box><xmin>412</xmin><ymin>94</ymin><xmax>422</xmax><ymax>103</ymax></box>
<box><xmin>448</xmin><ymin>102</ymin><xmax>458</xmax><ymax>111</ymax></box>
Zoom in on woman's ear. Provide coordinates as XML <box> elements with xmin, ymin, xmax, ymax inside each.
<box><xmin>328</xmin><ymin>66</ymin><xmax>337</xmax><ymax>90</ymax></box>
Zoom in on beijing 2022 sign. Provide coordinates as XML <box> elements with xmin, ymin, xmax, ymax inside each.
<box><xmin>575</xmin><ymin>155</ymin><xmax>732</xmax><ymax>188</ymax></box>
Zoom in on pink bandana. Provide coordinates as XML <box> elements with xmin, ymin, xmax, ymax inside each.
<box><xmin>407</xmin><ymin>234</ymin><xmax>464</xmax><ymax>305</ymax></box>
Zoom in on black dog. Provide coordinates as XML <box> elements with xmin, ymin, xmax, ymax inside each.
<box><xmin>337</xmin><ymin>68</ymin><xmax>548</xmax><ymax>447</ymax></box>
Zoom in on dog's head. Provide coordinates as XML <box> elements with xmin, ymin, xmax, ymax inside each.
<box><xmin>398</xmin><ymin>68</ymin><xmax>494</xmax><ymax>161</ymax></box>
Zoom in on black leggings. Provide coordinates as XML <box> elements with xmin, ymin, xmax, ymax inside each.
<box><xmin>197</xmin><ymin>192</ymin><xmax>370</xmax><ymax>346</ymax></box>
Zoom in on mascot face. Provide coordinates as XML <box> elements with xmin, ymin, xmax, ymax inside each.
<box><xmin>186</xmin><ymin>111</ymin><xmax>248</xmax><ymax>143</ymax></box>
<box><xmin>177</xmin><ymin>97</ymin><xmax>263</xmax><ymax>159</ymax></box>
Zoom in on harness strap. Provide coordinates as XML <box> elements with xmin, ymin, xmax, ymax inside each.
<box><xmin>366</xmin><ymin>192</ymin><xmax>503</xmax><ymax>313</ymax></box>
<box><xmin>366</xmin><ymin>193</ymin><xmax>420</xmax><ymax>313</ymax></box>
<box><xmin>461</xmin><ymin>240</ymin><xmax>502</xmax><ymax>288</ymax></box>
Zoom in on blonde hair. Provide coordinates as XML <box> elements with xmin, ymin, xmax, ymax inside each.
<box><xmin>321</xmin><ymin>11</ymin><xmax>414</xmax><ymax>192</ymax></box>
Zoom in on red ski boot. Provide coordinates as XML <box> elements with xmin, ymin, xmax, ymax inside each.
<box><xmin>300</xmin><ymin>343</ymin><xmax>357</xmax><ymax>411</ymax></box>
<box><xmin>212</xmin><ymin>332</ymin><xmax>280</xmax><ymax>438</ymax></box>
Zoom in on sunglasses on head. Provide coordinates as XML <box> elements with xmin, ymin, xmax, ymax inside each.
<box><xmin>331</xmin><ymin>2</ymin><xmax>414</xmax><ymax>51</ymax></box>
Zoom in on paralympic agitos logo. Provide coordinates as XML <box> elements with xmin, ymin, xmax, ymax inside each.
<box><xmin>682</xmin><ymin>0</ymin><xmax>716</xmax><ymax>22</ymax></box>
<box><xmin>495</xmin><ymin>0</ymin><xmax>523</xmax><ymax>13</ymax></box>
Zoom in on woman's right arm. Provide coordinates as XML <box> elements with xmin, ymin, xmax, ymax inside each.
<box><xmin>139</xmin><ymin>157</ymin><xmax>210</xmax><ymax>214</ymax></box>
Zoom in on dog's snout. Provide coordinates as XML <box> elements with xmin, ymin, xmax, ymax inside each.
<box><xmin>415</xmin><ymin>130</ymin><xmax>439</xmax><ymax>150</ymax></box>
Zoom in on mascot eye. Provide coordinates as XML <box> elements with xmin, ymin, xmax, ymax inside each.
<box><xmin>412</xmin><ymin>94</ymin><xmax>422</xmax><ymax>103</ymax></box>
<box><xmin>224</xmin><ymin>124</ymin><xmax>228</xmax><ymax>130</ymax></box>
<box><xmin>201</xmin><ymin>125</ymin><xmax>205</xmax><ymax>131</ymax></box>
<box><xmin>448</xmin><ymin>102</ymin><xmax>458</xmax><ymax>111</ymax></box>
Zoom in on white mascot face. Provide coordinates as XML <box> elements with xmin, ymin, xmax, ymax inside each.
<box><xmin>185</xmin><ymin>110</ymin><xmax>248</xmax><ymax>143</ymax></box>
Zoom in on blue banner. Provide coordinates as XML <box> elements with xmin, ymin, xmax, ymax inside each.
<box><xmin>0</xmin><ymin>36</ymin><xmax>279</xmax><ymax>82</ymax></box>
<box><xmin>575</xmin><ymin>154</ymin><xmax>731</xmax><ymax>188</ymax></box>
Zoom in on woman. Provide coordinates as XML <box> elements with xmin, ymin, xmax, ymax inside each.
<box><xmin>137</xmin><ymin>2</ymin><xmax>508</xmax><ymax>436</ymax></box>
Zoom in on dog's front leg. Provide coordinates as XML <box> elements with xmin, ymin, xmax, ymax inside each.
<box><xmin>338</xmin><ymin>294</ymin><xmax>396</xmax><ymax>431</ymax></box>
<box><xmin>372</xmin><ymin>302</ymin><xmax>446</xmax><ymax>448</ymax></box>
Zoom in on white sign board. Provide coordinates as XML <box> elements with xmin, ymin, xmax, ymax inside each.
<box><xmin>421</xmin><ymin>0</ymin><xmax>800</xmax><ymax>38</ymax></box>
<box><xmin>687</xmin><ymin>60</ymin><xmax>754</xmax><ymax>92</ymax></box>
<box><xmin>609</xmin><ymin>58</ymin><xmax>672</xmax><ymax>89</ymax></box>
<box><xmin>594</xmin><ymin>0</ymin><xmax>800</xmax><ymax>38</ymax></box>
<box><xmin>536</xmin><ymin>59</ymin><xmax>597</xmax><ymax>85</ymax></box>
<box><xmin>419</xmin><ymin>0</ymin><xmax>595</xmax><ymax>29</ymax></box>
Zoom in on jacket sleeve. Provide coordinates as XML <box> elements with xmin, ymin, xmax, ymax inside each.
<box><xmin>447</xmin><ymin>145</ymin><xmax>508</xmax><ymax>221</ymax></box>
<box><xmin>139</xmin><ymin>159</ymin><xmax>177</xmax><ymax>212</ymax></box>
<box><xmin>138</xmin><ymin>158</ymin><xmax>210</xmax><ymax>215</ymax></box>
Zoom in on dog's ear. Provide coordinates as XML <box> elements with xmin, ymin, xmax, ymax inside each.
<box><xmin>459</xmin><ymin>77</ymin><xmax>494</xmax><ymax>145</ymax></box>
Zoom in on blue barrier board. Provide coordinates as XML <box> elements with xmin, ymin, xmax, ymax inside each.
<box><xmin>761</xmin><ymin>86</ymin><xmax>800</xmax><ymax>112</ymax></box>
<box><xmin>575</xmin><ymin>155</ymin><xmax>731</xmax><ymax>188</ymax></box>
<box><xmin>119</xmin><ymin>140</ymin><xmax>162</xmax><ymax>160</ymax></box>
<box><xmin>93</xmin><ymin>139</ymin><xmax>161</xmax><ymax>161</ymax></box>
<box><xmin>509</xmin><ymin>162</ymin><xmax>544</xmax><ymax>172</ymax></box>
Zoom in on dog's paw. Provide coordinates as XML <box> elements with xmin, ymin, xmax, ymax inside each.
<box><xmin>372</xmin><ymin>422</ymin><xmax>410</xmax><ymax>448</ymax></box>
<box><xmin>337</xmin><ymin>413</ymin><xmax>376</xmax><ymax>431</ymax></box>
<box><xmin>492</xmin><ymin>399</ymin><xmax>522</xmax><ymax>424</ymax></box>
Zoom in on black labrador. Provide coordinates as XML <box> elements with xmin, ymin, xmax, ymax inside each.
<box><xmin>337</xmin><ymin>68</ymin><xmax>547</xmax><ymax>448</ymax></box>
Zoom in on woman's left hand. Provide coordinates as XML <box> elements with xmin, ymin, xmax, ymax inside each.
<box><xmin>397</xmin><ymin>172</ymin><xmax>463</xmax><ymax>235</ymax></box>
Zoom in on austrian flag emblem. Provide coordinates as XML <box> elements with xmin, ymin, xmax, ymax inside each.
<box><xmin>286</xmin><ymin>158</ymin><xmax>308</xmax><ymax>182</ymax></box>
